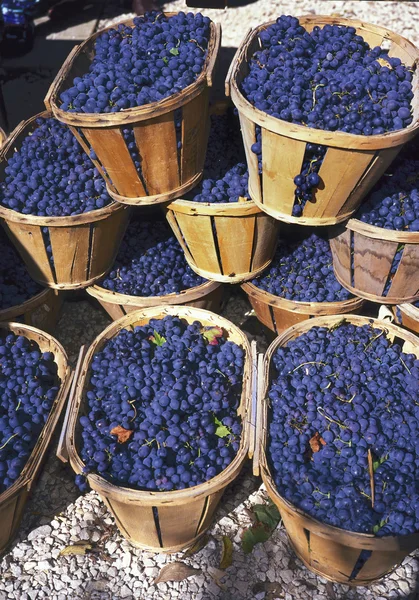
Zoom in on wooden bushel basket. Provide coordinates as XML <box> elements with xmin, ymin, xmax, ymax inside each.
<box><xmin>226</xmin><ymin>17</ymin><xmax>419</xmax><ymax>226</ymax></box>
<box><xmin>254</xmin><ymin>314</ymin><xmax>419</xmax><ymax>585</ymax></box>
<box><xmin>393</xmin><ymin>302</ymin><xmax>419</xmax><ymax>335</ymax></box>
<box><xmin>45</xmin><ymin>15</ymin><xmax>221</xmax><ymax>206</ymax></box>
<box><xmin>0</xmin><ymin>289</ymin><xmax>63</xmax><ymax>334</ymax></box>
<box><xmin>0</xmin><ymin>322</ymin><xmax>71</xmax><ymax>555</ymax></box>
<box><xmin>329</xmin><ymin>219</ymin><xmax>419</xmax><ymax>304</ymax></box>
<box><xmin>0</xmin><ymin>112</ymin><xmax>131</xmax><ymax>290</ymax></box>
<box><xmin>165</xmin><ymin>199</ymin><xmax>279</xmax><ymax>283</ymax></box>
<box><xmin>63</xmin><ymin>306</ymin><xmax>251</xmax><ymax>552</ymax></box>
<box><xmin>241</xmin><ymin>281</ymin><xmax>364</xmax><ymax>334</ymax></box>
<box><xmin>86</xmin><ymin>279</ymin><xmax>224</xmax><ymax>321</ymax></box>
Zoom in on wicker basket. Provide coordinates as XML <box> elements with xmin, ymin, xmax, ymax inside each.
<box><xmin>165</xmin><ymin>199</ymin><xmax>279</xmax><ymax>283</ymax></box>
<box><xmin>0</xmin><ymin>112</ymin><xmax>130</xmax><ymax>290</ymax></box>
<box><xmin>255</xmin><ymin>314</ymin><xmax>419</xmax><ymax>585</ymax></box>
<box><xmin>0</xmin><ymin>322</ymin><xmax>71</xmax><ymax>555</ymax></box>
<box><xmin>45</xmin><ymin>15</ymin><xmax>221</xmax><ymax>206</ymax></box>
<box><xmin>63</xmin><ymin>305</ymin><xmax>251</xmax><ymax>552</ymax></box>
<box><xmin>329</xmin><ymin>219</ymin><xmax>419</xmax><ymax>304</ymax></box>
<box><xmin>226</xmin><ymin>17</ymin><xmax>419</xmax><ymax>226</ymax></box>
<box><xmin>0</xmin><ymin>289</ymin><xmax>63</xmax><ymax>334</ymax></box>
<box><xmin>86</xmin><ymin>279</ymin><xmax>223</xmax><ymax>321</ymax></box>
<box><xmin>241</xmin><ymin>282</ymin><xmax>364</xmax><ymax>334</ymax></box>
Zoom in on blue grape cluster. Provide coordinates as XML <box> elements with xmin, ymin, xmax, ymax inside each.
<box><xmin>0</xmin><ymin>333</ymin><xmax>59</xmax><ymax>493</ymax></box>
<box><xmin>60</xmin><ymin>12</ymin><xmax>211</xmax><ymax>113</ymax></box>
<box><xmin>0</xmin><ymin>231</ymin><xmax>42</xmax><ymax>310</ymax></box>
<box><xmin>0</xmin><ymin>117</ymin><xmax>112</xmax><ymax>217</ymax></box>
<box><xmin>77</xmin><ymin>315</ymin><xmax>244</xmax><ymax>492</ymax></box>
<box><xmin>101</xmin><ymin>220</ymin><xmax>205</xmax><ymax>296</ymax></box>
<box><xmin>251</xmin><ymin>233</ymin><xmax>352</xmax><ymax>303</ymax></box>
<box><xmin>356</xmin><ymin>156</ymin><xmax>419</xmax><ymax>231</ymax></box>
<box><xmin>241</xmin><ymin>15</ymin><xmax>414</xmax><ymax>134</ymax></box>
<box><xmin>185</xmin><ymin>113</ymin><xmax>250</xmax><ymax>203</ymax></box>
<box><xmin>268</xmin><ymin>320</ymin><xmax>419</xmax><ymax>536</ymax></box>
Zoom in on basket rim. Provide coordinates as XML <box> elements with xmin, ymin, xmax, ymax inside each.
<box><xmin>229</xmin><ymin>15</ymin><xmax>419</xmax><ymax>150</ymax></box>
<box><xmin>241</xmin><ymin>280</ymin><xmax>364</xmax><ymax>313</ymax></box>
<box><xmin>345</xmin><ymin>217</ymin><xmax>419</xmax><ymax>243</ymax></box>
<box><xmin>0</xmin><ymin>321</ymin><xmax>71</xmax><ymax>506</ymax></box>
<box><xmin>398</xmin><ymin>302</ymin><xmax>419</xmax><ymax>317</ymax></box>
<box><xmin>0</xmin><ymin>288</ymin><xmax>54</xmax><ymax>321</ymax></box>
<box><xmin>86</xmin><ymin>278</ymin><xmax>222</xmax><ymax>307</ymax></box>
<box><xmin>259</xmin><ymin>313</ymin><xmax>419</xmax><ymax>550</ymax></box>
<box><xmin>166</xmin><ymin>197</ymin><xmax>259</xmax><ymax>216</ymax></box>
<box><xmin>332</xmin><ymin>267</ymin><xmax>419</xmax><ymax>305</ymax></box>
<box><xmin>67</xmin><ymin>305</ymin><xmax>252</xmax><ymax>504</ymax></box>
<box><xmin>47</xmin><ymin>14</ymin><xmax>220</xmax><ymax>127</ymax></box>
<box><xmin>0</xmin><ymin>110</ymin><xmax>128</xmax><ymax>226</ymax></box>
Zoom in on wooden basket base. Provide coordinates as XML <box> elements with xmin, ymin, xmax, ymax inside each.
<box><xmin>107</xmin><ymin>172</ymin><xmax>203</xmax><ymax>206</ymax></box>
<box><xmin>252</xmin><ymin>194</ymin><xmax>354</xmax><ymax>227</ymax></box>
<box><xmin>118</xmin><ymin>528</ymin><xmax>208</xmax><ymax>554</ymax></box>
<box><xmin>333</xmin><ymin>270</ymin><xmax>419</xmax><ymax>305</ymax></box>
<box><xmin>185</xmin><ymin>255</ymin><xmax>272</xmax><ymax>284</ymax></box>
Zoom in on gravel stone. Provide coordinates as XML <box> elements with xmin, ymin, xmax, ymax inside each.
<box><xmin>27</xmin><ymin>526</ymin><xmax>52</xmax><ymax>542</ymax></box>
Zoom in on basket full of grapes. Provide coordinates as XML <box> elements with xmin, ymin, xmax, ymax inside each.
<box><xmin>0</xmin><ymin>322</ymin><xmax>71</xmax><ymax>555</ymax></box>
<box><xmin>242</xmin><ymin>232</ymin><xmax>364</xmax><ymax>334</ymax></box>
<box><xmin>0</xmin><ymin>112</ymin><xmax>130</xmax><ymax>290</ymax></box>
<box><xmin>45</xmin><ymin>12</ymin><xmax>221</xmax><ymax>206</ymax></box>
<box><xmin>329</xmin><ymin>153</ymin><xmax>419</xmax><ymax>304</ymax></box>
<box><xmin>62</xmin><ymin>305</ymin><xmax>251</xmax><ymax>552</ymax></box>
<box><xmin>255</xmin><ymin>314</ymin><xmax>419</xmax><ymax>585</ymax></box>
<box><xmin>166</xmin><ymin>106</ymin><xmax>279</xmax><ymax>283</ymax></box>
<box><xmin>86</xmin><ymin>218</ymin><xmax>223</xmax><ymax>319</ymax></box>
<box><xmin>226</xmin><ymin>15</ymin><xmax>419</xmax><ymax>226</ymax></box>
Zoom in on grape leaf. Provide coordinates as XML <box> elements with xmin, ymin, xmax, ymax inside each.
<box><xmin>162</xmin><ymin>57</ymin><xmax>168</xmax><ymax>64</ymax></box>
<box><xmin>252</xmin><ymin>503</ymin><xmax>281</xmax><ymax>530</ymax></box>
<box><xmin>169</xmin><ymin>47</ymin><xmax>180</xmax><ymax>56</ymax></box>
<box><xmin>60</xmin><ymin>542</ymin><xmax>92</xmax><ymax>556</ymax></box>
<box><xmin>154</xmin><ymin>562</ymin><xmax>201</xmax><ymax>584</ymax></box>
<box><xmin>149</xmin><ymin>331</ymin><xmax>166</xmax><ymax>346</ymax></box>
<box><xmin>214</xmin><ymin>416</ymin><xmax>231</xmax><ymax>438</ymax></box>
<box><xmin>219</xmin><ymin>536</ymin><xmax>233</xmax><ymax>569</ymax></box>
<box><xmin>110</xmin><ymin>425</ymin><xmax>133</xmax><ymax>443</ymax></box>
<box><xmin>183</xmin><ymin>535</ymin><xmax>209</xmax><ymax>557</ymax></box>
<box><xmin>372</xmin><ymin>518</ymin><xmax>387</xmax><ymax>534</ymax></box>
<box><xmin>241</xmin><ymin>523</ymin><xmax>272</xmax><ymax>554</ymax></box>
<box><xmin>202</xmin><ymin>326</ymin><xmax>224</xmax><ymax>345</ymax></box>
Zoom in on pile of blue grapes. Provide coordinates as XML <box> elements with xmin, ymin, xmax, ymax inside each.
<box><xmin>356</xmin><ymin>155</ymin><xmax>419</xmax><ymax>231</ymax></box>
<box><xmin>0</xmin><ymin>118</ymin><xmax>112</xmax><ymax>217</ymax></box>
<box><xmin>268</xmin><ymin>320</ymin><xmax>419</xmax><ymax>536</ymax></box>
<box><xmin>76</xmin><ymin>315</ymin><xmax>244</xmax><ymax>492</ymax></box>
<box><xmin>251</xmin><ymin>233</ymin><xmax>352</xmax><ymax>303</ymax></box>
<box><xmin>242</xmin><ymin>15</ymin><xmax>414</xmax><ymax>133</ymax></box>
<box><xmin>0</xmin><ymin>333</ymin><xmax>59</xmax><ymax>493</ymax></box>
<box><xmin>0</xmin><ymin>231</ymin><xmax>42</xmax><ymax>310</ymax></box>
<box><xmin>185</xmin><ymin>112</ymin><xmax>250</xmax><ymax>204</ymax></box>
<box><xmin>100</xmin><ymin>220</ymin><xmax>206</xmax><ymax>296</ymax></box>
<box><xmin>60</xmin><ymin>12</ymin><xmax>211</xmax><ymax>113</ymax></box>
<box><xmin>242</xmin><ymin>15</ymin><xmax>414</xmax><ymax>217</ymax></box>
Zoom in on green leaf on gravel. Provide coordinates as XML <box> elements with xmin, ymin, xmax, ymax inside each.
<box><xmin>219</xmin><ymin>535</ymin><xmax>233</xmax><ymax>569</ymax></box>
<box><xmin>242</xmin><ymin>523</ymin><xmax>272</xmax><ymax>554</ymax></box>
<box><xmin>252</xmin><ymin>503</ymin><xmax>281</xmax><ymax>530</ymax></box>
<box><xmin>241</xmin><ymin>501</ymin><xmax>282</xmax><ymax>554</ymax></box>
<box><xmin>60</xmin><ymin>542</ymin><xmax>92</xmax><ymax>556</ymax></box>
<box><xmin>183</xmin><ymin>535</ymin><xmax>209</xmax><ymax>557</ymax></box>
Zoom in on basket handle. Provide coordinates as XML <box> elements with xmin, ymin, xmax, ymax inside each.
<box><xmin>0</xmin><ymin>127</ymin><xmax>7</xmax><ymax>147</ymax></box>
<box><xmin>248</xmin><ymin>340</ymin><xmax>258</xmax><ymax>459</ymax></box>
<box><xmin>206</xmin><ymin>23</ymin><xmax>222</xmax><ymax>87</ymax></box>
<box><xmin>253</xmin><ymin>352</ymin><xmax>266</xmax><ymax>477</ymax></box>
<box><xmin>44</xmin><ymin>44</ymin><xmax>81</xmax><ymax>111</ymax></box>
<box><xmin>378</xmin><ymin>305</ymin><xmax>394</xmax><ymax>323</ymax></box>
<box><xmin>56</xmin><ymin>345</ymin><xmax>85</xmax><ymax>463</ymax></box>
<box><xmin>225</xmin><ymin>28</ymin><xmax>253</xmax><ymax>97</ymax></box>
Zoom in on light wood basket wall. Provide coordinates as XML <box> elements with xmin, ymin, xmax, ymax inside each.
<box><xmin>241</xmin><ymin>282</ymin><xmax>365</xmax><ymax>334</ymax></box>
<box><xmin>64</xmin><ymin>305</ymin><xmax>251</xmax><ymax>553</ymax></box>
<box><xmin>329</xmin><ymin>219</ymin><xmax>419</xmax><ymax>304</ymax></box>
<box><xmin>45</xmin><ymin>15</ymin><xmax>221</xmax><ymax>206</ymax></box>
<box><xmin>393</xmin><ymin>303</ymin><xmax>419</xmax><ymax>335</ymax></box>
<box><xmin>165</xmin><ymin>200</ymin><xmax>279</xmax><ymax>283</ymax></box>
<box><xmin>0</xmin><ymin>112</ymin><xmax>131</xmax><ymax>290</ymax></box>
<box><xmin>0</xmin><ymin>322</ymin><xmax>71</xmax><ymax>556</ymax></box>
<box><xmin>0</xmin><ymin>289</ymin><xmax>63</xmax><ymax>334</ymax></box>
<box><xmin>86</xmin><ymin>280</ymin><xmax>223</xmax><ymax>321</ymax></box>
<box><xmin>255</xmin><ymin>314</ymin><xmax>419</xmax><ymax>585</ymax></box>
<box><xmin>226</xmin><ymin>17</ymin><xmax>419</xmax><ymax>226</ymax></box>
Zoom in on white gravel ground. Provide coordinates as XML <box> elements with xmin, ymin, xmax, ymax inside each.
<box><xmin>2</xmin><ymin>2</ymin><xmax>419</xmax><ymax>599</ymax></box>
